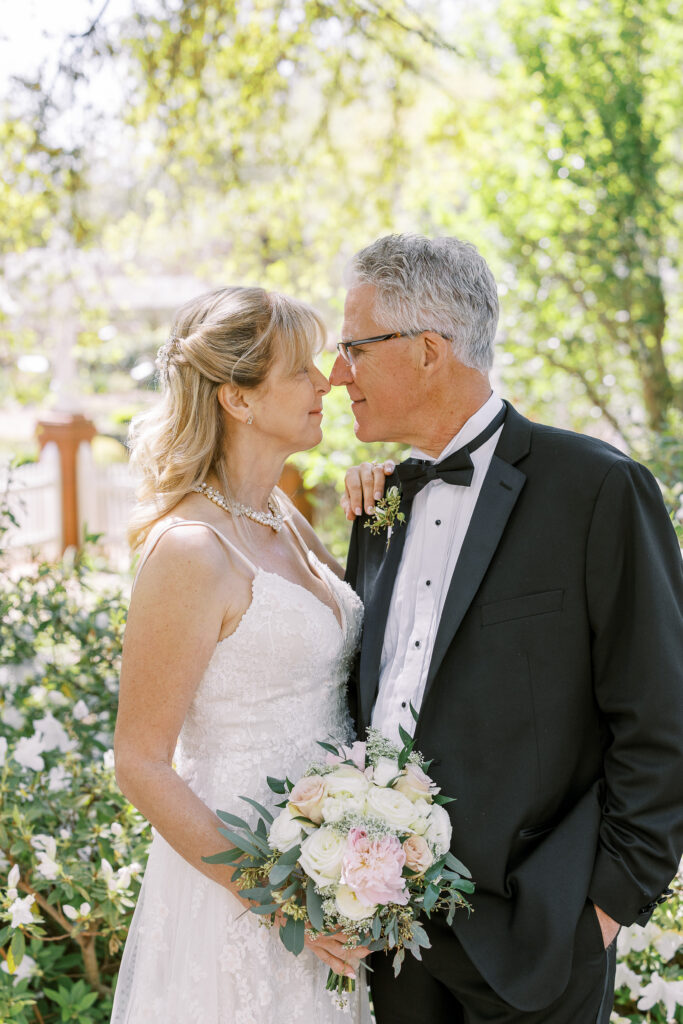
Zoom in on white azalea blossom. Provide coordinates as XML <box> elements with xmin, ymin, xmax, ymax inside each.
<box><xmin>100</xmin><ymin>858</ymin><xmax>133</xmax><ymax>892</ymax></box>
<box><xmin>617</xmin><ymin>921</ymin><xmax>661</xmax><ymax>955</ymax></box>
<box><xmin>34</xmin><ymin>712</ymin><xmax>75</xmax><ymax>753</ymax></box>
<box><xmin>654</xmin><ymin>929</ymin><xmax>683</xmax><ymax>962</ymax></box>
<box><xmin>7</xmin><ymin>864</ymin><xmax>20</xmax><ymax>900</ymax></box>
<box><xmin>103</xmin><ymin>749</ymin><xmax>115</xmax><ymax>770</ymax></box>
<box><xmin>614</xmin><ymin>962</ymin><xmax>642</xmax><ymax>1000</ymax></box>
<box><xmin>0</xmin><ymin>735</ymin><xmax>6</xmax><ymax>766</ymax></box>
<box><xmin>9</xmin><ymin>894</ymin><xmax>35</xmax><ymax>929</ymax></box>
<box><xmin>63</xmin><ymin>904</ymin><xmax>79</xmax><ymax>921</ymax></box>
<box><xmin>32</xmin><ymin>835</ymin><xmax>60</xmax><ymax>881</ymax></box>
<box><xmin>1</xmin><ymin>953</ymin><xmax>38</xmax><ymax>984</ymax></box>
<box><xmin>2</xmin><ymin>706</ymin><xmax>25</xmax><ymax>731</ymax></box>
<box><xmin>48</xmin><ymin>764</ymin><xmax>70</xmax><ymax>792</ymax></box>
<box><xmin>13</xmin><ymin>733</ymin><xmax>46</xmax><ymax>771</ymax></box>
<box><xmin>637</xmin><ymin>972</ymin><xmax>683</xmax><ymax>1022</ymax></box>
<box><xmin>73</xmin><ymin>700</ymin><xmax>90</xmax><ymax>721</ymax></box>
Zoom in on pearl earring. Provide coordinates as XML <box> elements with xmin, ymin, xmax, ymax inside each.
<box><xmin>246</xmin><ymin>414</ymin><xmax>254</xmax><ymax>425</ymax></box>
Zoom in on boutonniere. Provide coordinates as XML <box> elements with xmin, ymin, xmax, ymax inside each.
<box><xmin>364</xmin><ymin>485</ymin><xmax>406</xmax><ymax>548</ymax></box>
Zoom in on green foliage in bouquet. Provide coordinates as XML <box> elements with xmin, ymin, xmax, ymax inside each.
<box><xmin>0</xmin><ymin>499</ymin><xmax>147</xmax><ymax>1023</ymax></box>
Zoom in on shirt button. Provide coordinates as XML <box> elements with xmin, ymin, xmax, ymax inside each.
<box><xmin>426</xmin><ymin>579</ymin><xmax>431</xmax><ymax>586</ymax></box>
<box><xmin>414</xmin><ymin>640</ymin><xmax>421</xmax><ymax>648</ymax></box>
<box><xmin>435</xmin><ymin>519</ymin><xmax>442</xmax><ymax>526</ymax></box>
<box><xmin>401</xmin><ymin>701</ymin><xmax>407</xmax><ymax>708</ymax></box>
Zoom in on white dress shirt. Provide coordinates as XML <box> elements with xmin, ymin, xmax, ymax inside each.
<box><xmin>371</xmin><ymin>392</ymin><xmax>505</xmax><ymax>746</ymax></box>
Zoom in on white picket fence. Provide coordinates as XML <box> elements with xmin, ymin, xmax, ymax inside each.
<box><xmin>0</xmin><ymin>443</ymin><xmax>62</xmax><ymax>557</ymax></box>
<box><xmin>1</xmin><ymin>443</ymin><xmax>139</xmax><ymax>568</ymax></box>
<box><xmin>77</xmin><ymin>442</ymin><xmax>138</xmax><ymax>568</ymax></box>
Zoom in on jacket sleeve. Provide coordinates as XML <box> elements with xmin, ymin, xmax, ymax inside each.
<box><xmin>586</xmin><ymin>458</ymin><xmax>683</xmax><ymax>925</ymax></box>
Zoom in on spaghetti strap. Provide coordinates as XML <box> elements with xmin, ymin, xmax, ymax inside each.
<box><xmin>132</xmin><ymin>519</ymin><xmax>257</xmax><ymax>594</ymax></box>
<box><xmin>283</xmin><ymin>514</ymin><xmax>312</xmax><ymax>561</ymax></box>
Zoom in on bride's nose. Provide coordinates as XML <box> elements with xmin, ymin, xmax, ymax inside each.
<box><xmin>311</xmin><ymin>365</ymin><xmax>331</xmax><ymax>394</ymax></box>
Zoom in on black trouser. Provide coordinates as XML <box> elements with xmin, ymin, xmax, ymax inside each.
<box><xmin>370</xmin><ymin>902</ymin><xmax>617</xmax><ymax>1024</ymax></box>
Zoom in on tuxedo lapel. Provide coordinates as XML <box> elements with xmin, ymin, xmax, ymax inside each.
<box><xmin>359</xmin><ymin>514</ymin><xmax>410</xmax><ymax>727</ymax></box>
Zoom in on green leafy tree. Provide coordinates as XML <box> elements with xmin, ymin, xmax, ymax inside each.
<box><xmin>431</xmin><ymin>0</ymin><xmax>682</xmax><ymax>441</ymax></box>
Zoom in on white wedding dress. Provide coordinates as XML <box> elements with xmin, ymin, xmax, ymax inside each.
<box><xmin>111</xmin><ymin>517</ymin><xmax>371</xmax><ymax>1024</ymax></box>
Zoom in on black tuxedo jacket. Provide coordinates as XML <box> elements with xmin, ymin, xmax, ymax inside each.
<box><xmin>345</xmin><ymin>402</ymin><xmax>683</xmax><ymax>1011</ymax></box>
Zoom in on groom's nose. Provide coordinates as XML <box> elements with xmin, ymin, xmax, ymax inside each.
<box><xmin>329</xmin><ymin>354</ymin><xmax>353</xmax><ymax>386</ymax></box>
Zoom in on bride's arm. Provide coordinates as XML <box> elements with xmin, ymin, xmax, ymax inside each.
<box><xmin>114</xmin><ymin>525</ymin><xmax>245</xmax><ymax>892</ymax></box>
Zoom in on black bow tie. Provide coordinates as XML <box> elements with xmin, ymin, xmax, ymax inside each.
<box><xmin>396</xmin><ymin>405</ymin><xmax>507</xmax><ymax>502</ymax></box>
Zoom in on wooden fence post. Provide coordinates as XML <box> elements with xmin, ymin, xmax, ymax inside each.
<box><xmin>36</xmin><ymin>413</ymin><xmax>97</xmax><ymax>553</ymax></box>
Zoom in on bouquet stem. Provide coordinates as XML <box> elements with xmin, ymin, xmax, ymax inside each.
<box><xmin>326</xmin><ymin>968</ymin><xmax>355</xmax><ymax>1008</ymax></box>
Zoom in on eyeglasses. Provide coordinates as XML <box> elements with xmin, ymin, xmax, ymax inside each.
<box><xmin>336</xmin><ymin>329</ymin><xmax>450</xmax><ymax>366</ymax></box>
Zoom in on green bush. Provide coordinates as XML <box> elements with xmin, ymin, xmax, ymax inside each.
<box><xmin>0</xmin><ymin>500</ymin><xmax>147</xmax><ymax>1023</ymax></box>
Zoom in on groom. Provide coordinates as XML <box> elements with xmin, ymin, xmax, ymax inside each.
<box><xmin>330</xmin><ymin>234</ymin><xmax>683</xmax><ymax>1023</ymax></box>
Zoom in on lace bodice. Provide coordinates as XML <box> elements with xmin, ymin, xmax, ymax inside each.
<box><xmin>175</xmin><ymin>547</ymin><xmax>363</xmax><ymax>813</ymax></box>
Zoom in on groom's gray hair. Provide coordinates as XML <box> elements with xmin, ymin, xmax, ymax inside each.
<box><xmin>345</xmin><ymin>234</ymin><xmax>499</xmax><ymax>373</ymax></box>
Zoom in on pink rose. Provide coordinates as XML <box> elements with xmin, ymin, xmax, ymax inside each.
<box><xmin>393</xmin><ymin>764</ymin><xmax>439</xmax><ymax>803</ymax></box>
<box><xmin>341</xmin><ymin>828</ymin><xmax>408</xmax><ymax>906</ymax></box>
<box><xmin>325</xmin><ymin>741</ymin><xmax>367</xmax><ymax>771</ymax></box>
<box><xmin>289</xmin><ymin>775</ymin><xmax>326</xmax><ymax>824</ymax></box>
<box><xmin>402</xmin><ymin>834</ymin><xmax>433</xmax><ymax>875</ymax></box>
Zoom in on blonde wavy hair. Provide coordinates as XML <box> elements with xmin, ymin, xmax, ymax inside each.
<box><xmin>127</xmin><ymin>286</ymin><xmax>326</xmax><ymax>552</ymax></box>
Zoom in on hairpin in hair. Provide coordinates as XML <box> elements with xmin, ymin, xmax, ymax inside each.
<box><xmin>156</xmin><ymin>334</ymin><xmax>182</xmax><ymax>379</ymax></box>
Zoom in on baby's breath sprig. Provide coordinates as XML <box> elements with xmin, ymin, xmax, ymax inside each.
<box><xmin>364</xmin><ymin>486</ymin><xmax>405</xmax><ymax>548</ymax></box>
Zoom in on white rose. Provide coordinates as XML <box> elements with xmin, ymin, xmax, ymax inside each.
<box><xmin>334</xmin><ymin>884</ymin><xmax>377</xmax><ymax>922</ymax></box>
<box><xmin>319</xmin><ymin>767</ymin><xmax>368</xmax><ymax>822</ymax></box>
<box><xmin>409</xmin><ymin>798</ymin><xmax>432</xmax><ymax>836</ymax></box>
<box><xmin>268</xmin><ymin>808</ymin><xmax>303</xmax><ymax>853</ymax></box>
<box><xmin>372</xmin><ymin>757</ymin><xmax>401</xmax><ymax>787</ymax></box>
<box><xmin>365</xmin><ymin>785</ymin><xmax>417</xmax><ymax>831</ymax></box>
<box><xmin>325</xmin><ymin>766</ymin><xmax>369</xmax><ymax>800</ymax></box>
<box><xmin>393</xmin><ymin>764</ymin><xmax>440</xmax><ymax>803</ymax></box>
<box><xmin>299</xmin><ymin>827</ymin><xmax>346</xmax><ymax>887</ymax></box>
<box><xmin>425</xmin><ymin>803</ymin><xmax>452</xmax><ymax>856</ymax></box>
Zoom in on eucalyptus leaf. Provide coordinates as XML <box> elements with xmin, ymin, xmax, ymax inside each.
<box><xmin>306</xmin><ymin>878</ymin><xmax>324</xmax><ymax>931</ymax></box>
<box><xmin>267</xmin><ymin>776</ymin><xmax>287</xmax><ymax>794</ymax></box>
<box><xmin>239</xmin><ymin>795</ymin><xmax>274</xmax><ymax>824</ymax></box>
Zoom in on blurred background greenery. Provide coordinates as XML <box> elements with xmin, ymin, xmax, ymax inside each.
<box><xmin>1</xmin><ymin>0</ymin><xmax>681</xmax><ymax>557</ymax></box>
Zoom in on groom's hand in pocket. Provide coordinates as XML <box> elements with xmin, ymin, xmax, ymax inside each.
<box><xmin>304</xmin><ymin>928</ymin><xmax>371</xmax><ymax>979</ymax></box>
<box><xmin>343</xmin><ymin>460</ymin><xmax>395</xmax><ymax>521</ymax></box>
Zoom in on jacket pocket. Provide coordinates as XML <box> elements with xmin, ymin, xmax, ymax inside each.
<box><xmin>518</xmin><ymin>821</ymin><xmax>555</xmax><ymax>839</ymax></box>
<box><xmin>481</xmin><ymin>589</ymin><xmax>564</xmax><ymax>626</ymax></box>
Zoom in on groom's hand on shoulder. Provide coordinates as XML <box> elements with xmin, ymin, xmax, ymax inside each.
<box><xmin>342</xmin><ymin>460</ymin><xmax>395</xmax><ymax>520</ymax></box>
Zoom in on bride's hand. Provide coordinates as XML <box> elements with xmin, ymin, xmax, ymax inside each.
<box><xmin>342</xmin><ymin>460</ymin><xmax>395</xmax><ymax>521</ymax></box>
<box><xmin>304</xmin><ymin>928</ymin><xmax>371</xmax><ymax>979</ymax></box>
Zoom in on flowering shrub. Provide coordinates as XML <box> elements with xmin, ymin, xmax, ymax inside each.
<box><xmin>0</xmin><ymin>501</ymin><xmax>148</xmax><ymax>1023</ymax></box>
<box><xmin>611</xmin><ymin>865</ymin><xmax>683</xmax><ymax>1023</ymax></box>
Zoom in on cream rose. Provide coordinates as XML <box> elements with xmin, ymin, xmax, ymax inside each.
<box><xmin>425</xmin><ymin>803</ymin><xmax>452</xmax><ymax>856</ymax></box>
<box><xmin>393</xmin><ymin>764</ymin><xmax>440</xmax><ymax>804</ymax></box>
<box><xmin>334</xmin><ymin>884</ymin><xmax>377</xmax><ymax>922</ymax></box>
<box><xmin>371</xmin><ymin>757</ymin><xmax>401</xmax><ymax>788</ymax></box>
<box><xmin>402</xmin><ymin>834</ymin><xmax>434</xmax><ymax>875</ymax></box>
<box><xmin>324</xmin><ymin>766</ymin><xmax>369</xmax><ymax>799</ymax></box>
<box><xmin>288</xmin><ymin>775</ymin><xmax>327</xmax><ymax>825</ymax></box>
<box><xmin>409</xmin><ymin>798</ymin><xmax>432</xmax><ymax>836</ymax></box>
<box><xmin>365</xmin><ymin>785</ymin><xmax>417</xmax><ymax>831</ymax></box>
<box><xmin>299</xmin><ymin>827</ymin><xmax>346</xmax><ymax>887</ymax></box>
<box><xmin>268</xmin><ymin>807</ymin><xmax>303</xmax><ymax>853</ymax></box>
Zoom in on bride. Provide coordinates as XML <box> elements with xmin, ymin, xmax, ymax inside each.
<box><xmin>111</xmin><ymin>286</ymin><xmax>373</xmax><ymax>1023</ymax></box>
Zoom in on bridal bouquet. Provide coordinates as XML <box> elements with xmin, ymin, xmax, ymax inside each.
<box><xmin>204</xmin><ymin>715</ymin><xmax>474</xmax><ymax>1004</ymax></box>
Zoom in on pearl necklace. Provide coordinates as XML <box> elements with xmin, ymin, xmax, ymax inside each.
<box><xmin>192</xmin><ymin>482</ymin><xmax>284</xmax><ymax>532</ymax></box>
